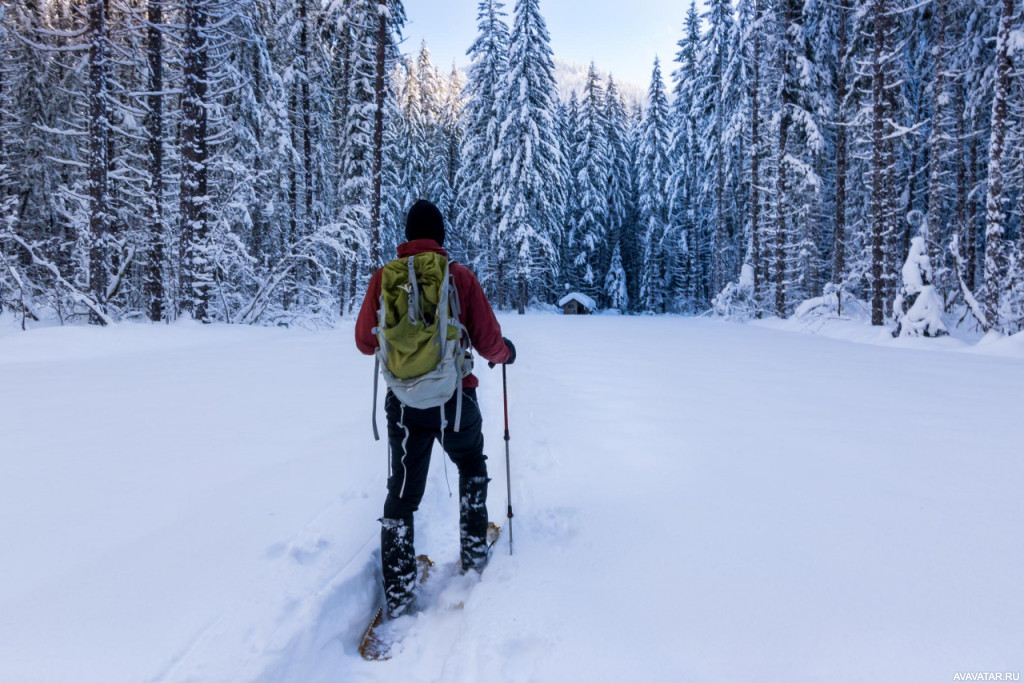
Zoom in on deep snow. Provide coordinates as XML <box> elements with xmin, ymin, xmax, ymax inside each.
<box><xmin>1</xmin><ymin>315</ymin><xmax>1022</xmax><ymax>682</ymax></box>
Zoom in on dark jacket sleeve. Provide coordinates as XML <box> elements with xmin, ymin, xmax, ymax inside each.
<box><xmin>457</xmin><ymin>267</ymin><xmax>510</xmax><ymax>365</ymax></box>
<box><xmin>355</xmin><ymin>269</ymin><xmax>383</xmax><ymax>355</ymax></box>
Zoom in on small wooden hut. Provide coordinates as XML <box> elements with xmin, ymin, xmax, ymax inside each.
<box><xmin>558</xmin><ymin>292</ymin><xmax>596</xmax><ymax>315</ymax></box>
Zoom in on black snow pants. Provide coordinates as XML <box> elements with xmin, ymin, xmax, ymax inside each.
<box><xmin>382</xmin><ymin>387</ymin><xmax>488</xmax><ymax>521</ymax></box>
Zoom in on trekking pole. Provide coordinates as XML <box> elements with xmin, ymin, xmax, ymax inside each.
<box><xmin>502</xmin><ymin>363</ymin><xmax>514</xmax><ymax>555</ymax></box>
<box><xmin>372</xmin><ymin>358</ymin><xmax>381</xmax><ymax>441</ymax></box>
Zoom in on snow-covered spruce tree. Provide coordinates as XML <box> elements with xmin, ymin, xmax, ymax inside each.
<box><xmin>331</xmin><ymin>0</ymin><xmax>405</xmax><ymax>313</ymax></box>
<box><xmin>0</xmin><ymin>11</ymin><xmax>10</xmax><ymax>225</ymax></box>
<box><xmin>568</xmin><ymin>63</ymin><xmax>609</xmax><ymax>300</ymax></box>
<box><xmin>892</xmin><ymin>212</ymin><xmax>947</xmax><ymax>337</ymax></box>
<box><xmin>394</xmin><ymin>56</ymin><xmax>427</xmax><ymax>218</ymax></box>
<box><xmin>0</xmin><ymin>3</ymin><xmax>26</xmax><ymax>322</ymax></box>
<box><xmin>626</xmin><ymin>100</ymin><xmax>645</xmax><ymax>305</ymax></box>
<box><xmin>832</xmin><ymin>0</ymin><xmax>873</xmax><ymax>311</ymax></box>
<box><xmin>220</xmin><ymin>0</ymin><xmax>297</xmax><ymax>321</ymax></box>
<box><xmin>857</xmin><ymin>0</ymin><xmax>905</xmax><ymax>325</ymax></box>
<box><xmin>438</xmin><ymin>64</ymin><xmax>466</xmax><ymax>257</ymax></box>
<box><xmin>716</xmin><ymin>0</ymin><xmax>761</xmax><ymax>317</ymax></box>
<box><xmin>719</xmin><ymin>0</ymin><xmax>754</xmax><ymax>308</ymax></box>
<box><xmin>947</xmin><ymin>4</ymin><xmax>993</xmax><ymax>337</ymax></box>
<box><xmin>416</xmin><ymin>44</ymin><xmax>456</xmax><ymax>224</ymax></box>
<box><xmin>234</xmin><ymin>0</ymin><xmax>405</xmax><ymax>325</ymax></box>
<box><xmin>237</xmin><ymin>0</ymin><xmax>345</xmax><ymax>323</ymax></box>
<box><xmin>915</xmin><ymin>0</ymin><xmax>981</xmax><ymax>313</ymax></box>
<box><xmin>981</xmin><ymin>0</ymin><xmax>1015</xmax><ymax>333</ymax></box>
<box><xmin>141</xmin><ymin>0</ymin><xmax>167</xmax><ymax>321</ymax></box>
<box><xmin>494</xmin><ymin>0</ymin><xmax>562</xmax><ymax>313</ymax></box>
<box><xmin>302</xmin><ymin>0</ymin><xmax>348</xmax><ymax>315</ymax></box>
<box><xmin>771</xmin><ymin>0</ymin><xmax>826</xmax><ymax>317</ymax></box>
<box><xmin>668</xmin><ymin>1</ymin><xmax>704</xmax><ymax>311</ymax></box>
<box><xmin>559</xmin><ymin>92</ymin><xmax>581</xmax><ymax>290</ymax></box>
<box><xmin>175</xmin><ymin>0</ymin><xmax>283</xmax><ymax>323</ymax></box>
<box><xmin>25</xmin><ymin>0</ymin><xmax>144</xmax><ymax>324</ymax></box>
<box><xmin>694</xmin><ymin>0</ymin><xmax>734</xmax><ymax>298</ymax></box>
<box><xmin>178</xmin><ymin>0</ymin><xmax>214</xmax><ymax>321</ymax></box>
<box><xmin>603</xmin><ymin>242</ymin><xmax>628</xmax><ymax>311</ymax></box>
<box><xmin>101</xmin><ymin>1</ymin><xmax>171</xmax><ymax>321</ymax></box>
<box><xmin>457</xmin><ymin>0</ymin><xmax>509</xmax><ymax>292</ymax></box>
<box><xmin>603</xmin><ymin>76</ymin><xmax>637</xmax><ymax>310</ymax></box>
<box><xmin>953</xmin><ymin>2</ymin><xmax>999</xmax><ymax>309</ymax></box>
<box><xmin>744</xmin><ymin>0</ymin><xmax>769</xmax><ymax>316</ymax></box>
<box><xmin>923</xmin><ymin>0</ymin><xmax>953</xmax><ymax>290</ymax></box>
<box><xmin>281</xmin><ymin>0</ymin><xmax>330</xmax><ymax>312</ymax></box>
<box><xmin>1014</xmin><ymin>9</ymin><xmax>1024</xmax><ymax>332</ymax></box>
<box><xmin>26</xmin><ymin>0</ymin><xmax>141</xmax><ymax>323</ymax></box>
<box><xmin>901</xmin><ymin>5</ymin><xmax>937</xmax><ymax>270</ymax></box>
<box><xmin>829</xmin><ymin>0</ymin><xmax>852</xmax><ymax>300</ymax></box>
<box><xmin>637</xmin><ymin>58</ymin><xmax>672</xmax><ymax>313</ymax></box>
<box><xmin>380</xmin><ymin>68</ymin><xmax>407</xmax><ymax>255</ymax></box>
<box><xmin>799</xmin><ymin>0</ymin><xmax>840</xmax><ymax>308</ymax></box>
<box><xmin>370</xmin><ymin>2</ymin><xmax>406</xmax><ymax>278</ymax></box>
<box><xmin>333</xmin><ymin>0</ymin><xmax>373</xmax><ymax>312</ymax></box>
<box><xmin>384</xmin><ymin>43</ymin><xmax>462</xmax><ymax>246</ymax></box>
<box><xmin>85</xmin><ymin>0</ymin><xmax>113</xmax><ymax>321</ymax></box>
<box><xmin>391</xmin><ymin>42</ymin><xmax>449</xmax><ymax>226</ymax></box>
<box><xmin>0</xmin><ymin>2</ymin><xmax>81</xmax><ymax>320</ymax></box>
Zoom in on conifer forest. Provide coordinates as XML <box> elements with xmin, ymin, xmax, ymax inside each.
<box><xmin>1</xmin><ymin>0</ymin><xmax>1022</xmax><ymax>334</ymax></box>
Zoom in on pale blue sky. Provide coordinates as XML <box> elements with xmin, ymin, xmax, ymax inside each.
<box><xmin>400</xmin><ymin>0</ymin><xmax>703</xmax><ymax>91</ymax></box>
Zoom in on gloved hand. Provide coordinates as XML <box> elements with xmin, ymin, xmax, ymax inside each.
<box><xmin>488</xmin><ymin>337</ymin><xmax>516</xmax><ymax>368</ymax></box>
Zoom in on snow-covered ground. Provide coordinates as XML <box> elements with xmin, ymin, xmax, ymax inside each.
<box><xmin>1</xmin><ymin>315</ymin><xmax>1022</xmax><ymax>683</ymax></box>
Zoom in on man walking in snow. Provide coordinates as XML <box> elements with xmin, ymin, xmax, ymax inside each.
<box><xmin>355</xmin><ymin>199</ymin><xmax>515</xmax><ymax>618</ymax></box>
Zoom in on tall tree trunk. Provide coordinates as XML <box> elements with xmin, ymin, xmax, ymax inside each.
<box><xmin>145</xmin><ymin>0</ymin><xmax>164</xmax><ymax>322</ymax></box>
<box><xmin>713</xmin><ymin>54</ymin><xmax>726</xmax><ymax>295</ymax></box>
<box><xmin>832</xmin><ymin>0</ymin><xmax>849</xmax><ymax>288</ymax></box>
<box><xmin>954</xmin><ymin>79</ymin><xmax>968</xmax><ymax>291</ymax></box>
<box><xmin>982</xmin><ymin>0</ymin><xmax>1014</xmax><ymax>331</ymax></box>
<box><xmin>517</xmin><ymin>275</ymin><xmax>526</xmax><ymax>315</ymax></box>
<box><xmin>884</xmin><ymin>71</ymin><xmax>904</xmax><ymax>304</ymax></box>
<box><xmin>295</xmin><ymin>0</ymin><xmax>314</xmax><ymax>301</ymax></box>
<box><xmin>87</xmin><ymin>0</ymin><xmax>110</xmax><ymax>323</ymax></box>
<box><xmin>869</xmin><ymin>0</ymin><xmax>889</xmax><ymax>326</ymax></box>
<box><xmin>370</xmin><ymin>3</ymin><xmax>388</xmax><ymax>272</ymax></box>
<box><xmin>301</xmin><ymin>0</ymin><xmax>313</xmax><ymax>244</ymax></box>
<box><xmin>925</xmin><ymin>0</ymin><xmax>947</xmax><ymax>270</ymax></box>
<box><xmin>968</xmin><ymin>136</ymin><xmax>979</xmax><ymax>291</ymax></box>
<box><xmin>775</xmin><ymin>0</ymin><xmax>797</xmax><ymax>318</ymax></box>
<box><xmin>288</xmin><ymin>87</ymin><xmax>298</xmax><ymax>244</ymax></box>
<box><xmin>495</xmin><ymin>256</ymin><xmax>505</xmax><ymax>310</ymax></box>
<box><xmin>180</xmin><ymin>0</ymin><xmax>210</xmax><ymax>322</ymax></box>
<box><xmin>337</xmin><ymin>27</ymin><xmax>353</xmax><ymax>316</ymax></box>
<box><xmin>749</xmin><ymin>0</ymin><xmax>762</xmax><ymax>313</ymax></box>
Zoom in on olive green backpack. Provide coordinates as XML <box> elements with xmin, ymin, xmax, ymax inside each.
<box><xmin>372</xmin><ymin>252</ymin><xmax>471</xmax><ymax>439</ymax></box>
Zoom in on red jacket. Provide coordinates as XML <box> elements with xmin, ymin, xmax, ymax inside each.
<box><xmin>355</xmin><ymin>239</ymin><xmax>510</xmax><ymax>389</ymax></box>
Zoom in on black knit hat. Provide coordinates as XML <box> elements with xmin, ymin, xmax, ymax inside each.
<box><xmin>405</xmin><ymin>199</ymin><xmax>445</xmax><ymax>245</ymax></box>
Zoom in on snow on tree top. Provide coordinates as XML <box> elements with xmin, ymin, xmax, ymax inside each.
<box><xmin>558</xmin><ymin>292</ymin><xmax>597</xmax><ymax>310</ymax></box>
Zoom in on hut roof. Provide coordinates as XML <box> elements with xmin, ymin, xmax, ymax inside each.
<box><xmin>558</xmin><ymin>292</ymin><xmax>597</xmax><ymax>310</ymax></box>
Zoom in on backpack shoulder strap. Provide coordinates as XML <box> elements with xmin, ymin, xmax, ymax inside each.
<box><xmin>446</xmin><ymin>266</ymin><xmax>474</xmax><ymax>433</ymax></box>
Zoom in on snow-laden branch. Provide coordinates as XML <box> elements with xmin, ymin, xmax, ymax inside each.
<box><xmin>3</xmin><ymin>233</ymin><xmax>115</xmax><ymax>327</ymax></box>
<box><xmin>949</xmin><ymin>234</ymin><xmax>988</xmax><ymax>330</ymax></box>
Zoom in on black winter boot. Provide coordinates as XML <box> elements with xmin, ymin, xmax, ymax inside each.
<box><xmin>381</xmin><ymin>517</ymin><xmax>416</xmax><ymax>618</ymax></box>
<box><xmin>459</xmin><ymin>476</ymin><xmax>490</xmax><ymax>572</ymax></box>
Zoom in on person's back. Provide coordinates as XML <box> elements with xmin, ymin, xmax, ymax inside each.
<box><xmin>355</xmin><ymin>199</ymin><xmax>515</xmax><ymax>619</ymax></box>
